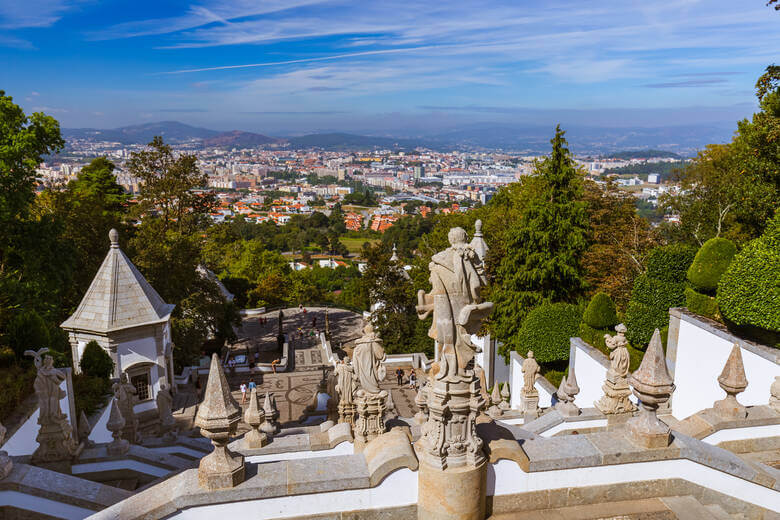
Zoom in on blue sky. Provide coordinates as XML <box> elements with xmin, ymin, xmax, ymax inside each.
<box><xmin>1</xmin><ymin>0</ymin><xmax>777</xmax><ymax>134</ymax></box>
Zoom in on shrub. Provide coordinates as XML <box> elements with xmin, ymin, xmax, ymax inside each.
<box><xmin>79</xmin><ymin>341</ymin><xmax>114</xmax><ymax>379</ymax></box>
<box><xmin>516</xmin><ymin>303</ymin><xmax>582</xmax><ymax>363</ymax></box>
<box><xmin>579</xmin><ymin>322</ymin><xmax>608</xmax><ymax>351</ymax></box>
<box><xmin>631</xmin><ymin>274</ymin><xmax>687</xmax><ymax>311</ymax></box>
<box><xmin>72</xmin><ymin>373</ymin><xmax>112</xmax><ymax>417</ymax></box>
<box><xmin>6</xmin><ymin>310</ymin><xmax>50</xmax><ymax>359</ymax></box>
<box><xmin>645</xmin><ymin>244</ymin><xmax>697</xmax><ymax>283</ymax></box>
<box><xmin>624</xmin><ymin>301</ymin><xmax>668</xmax><ymax>347</ymax></box>
<box><xmin>582</xmin><ymin>292</ymin><xmax>618</xmax><ymax>329</ymax></box>
<box><xmin>687</xmin><ymin>238</ymin><xmax>737</xmax><ymax>292</ymax></box>
<box><xmin>0</xmin><ymin>365</ymin><xmax>36</xmax><ymax>422</ymax></box>
<box><xmin>717</xmin><ymin>214</ymin><xmax>780</xmax><ymax>334</ymax></box>
<box><xmin>685</xmin><ymin>287</ymin><xmax>720</xmax><ymax>320</ymax></box>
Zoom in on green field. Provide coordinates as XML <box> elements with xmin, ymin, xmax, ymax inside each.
<box><xmin>340</xmin><ymin>237</ymin><xmax>379</xmax><ymax>254</ymax></box>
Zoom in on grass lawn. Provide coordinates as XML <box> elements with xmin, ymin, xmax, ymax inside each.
<box><xmin>339</xmin><ymin>237</ymin><xmax>379</xmax><ymax>254</ymax></box>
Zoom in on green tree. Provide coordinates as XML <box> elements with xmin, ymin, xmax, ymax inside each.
<box><xmin>79</xmin><ymin>341</ymin><xmax>114</xmax><ymax>379</ymax></box>
<box><xmin>491</xmin><ymin>126</ymin><xmax>589</xmax><ymax>357</ymax></box>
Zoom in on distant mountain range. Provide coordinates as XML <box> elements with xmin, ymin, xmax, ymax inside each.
<box><xmin>62</xmin><ymin>120</ymin><xmax>735</xmax><ymax>155</ymax></box>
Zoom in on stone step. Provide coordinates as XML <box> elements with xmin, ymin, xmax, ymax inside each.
<box><xmin>660</xmin><ymin>496</ymin><xmax>719</xmax><ymax>520</ymax></box>
<box><xmin>704</xmin><ymin>504</ymin><xmax>735</xmax><ymax>520</ymax></box>
<box><xmin>488</xmin><ymin>497</ymin><xmax>675</xmax><ymax>519</ymax></box>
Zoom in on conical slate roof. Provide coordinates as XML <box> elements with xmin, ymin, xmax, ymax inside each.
<box><xmin>61</xmin><ymin>229</ymin><xmax>175</xmax><ymax>333</ymax></box>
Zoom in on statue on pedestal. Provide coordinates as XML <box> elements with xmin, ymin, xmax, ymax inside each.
<box><xmin>595</xmin><ymin>323</ymin><xmax>637</xmax><ymax>414</ymax></box>
<box><xmin>25</xmin><ymin>348</ymin><xmax>78</xmax><ymax>466</ymax></box>
<box><xmin>351</xmin><ymin>323</ymin><xmax>387</xmax><ymax>450</ymax></box>
<box><xmin>157</xmin><ymin>384</ymin><xmax>176</xmax><ymax>439</ymax></box>
<box><xmin>415</xmin><ymin>226</ymin><xmax>493</xmax><ymax>470</ymax></box>
<box><xmin>521</xmin><ymin>351</ymin><xmax>541</xmax><ymax>420</ymax></box>
<box><xmin>334</xmin><ymin>359</ymin><xmax>356</xmax><ymax>425</ymax></box>
<box><xmin>113</xmin><ymin>373</ymin><xmax>140</xmax><ymax>443</ymax></box>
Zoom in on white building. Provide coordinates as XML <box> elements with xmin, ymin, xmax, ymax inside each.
<box><xmin>61</xmin><ymin>229</ymin><xmax>176</xmax><ymax>413</ymax></box>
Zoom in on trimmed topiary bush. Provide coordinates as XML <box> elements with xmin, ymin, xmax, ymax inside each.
<box><xmin>717</xmin><ymin>214</ymin><xmax>780</xmax><ymax>334</ymax></box>
<box><xmin>645</xmin><ymin>244</ymin><xmax>697</xmax><ymax>283</ymax></box>
<box><xmin>687</xmin><ymin>238</ymin><xmax>737</xmax><ymax>293</ymax></box>
<box><xmin>630</xmin><ymin>274</ymin><xmax>687</xmax><ymax>311</ymax></box>
<box><xmin>516</xmin><ymin>302</ymin><xmax>582</xmax><ymax>364</ymax></box>
<box><xmin>582</xmin><ymin>292</ymin><xmax>618</xmax><ymax>329</ymax></box>
<box><xmin>624</xmin><ymin>301</ymin><xmax>668</xmax><ymax>347</ymax></box>
<box><xmin>685</xmin><ymin>287</ymin><xmax>720</xmax><ymax>320</ymax></box>
<box><xmin>80</xmin><ymin>341</ymin><xmax>114</xmax><ymax>379</ymax></box>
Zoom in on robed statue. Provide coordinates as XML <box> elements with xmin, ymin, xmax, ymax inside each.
<box><xmin>351</xmin><ymin>323</ymin><xmax>386</xmax><ymax>394</ymax></box>
<box><xmin>416</xmin><ymin>227</ymin><xmax>493</xmax><ymax>381</ymax></box>
<box><xmin>25</xmin><ymin>349</ymin><xmax>67</xmax><ymax>423</ymax></box>
<box><xmin>605</xmin><ymin>323</ymin><xmax>631</xmax><ymax>380</ymax></box>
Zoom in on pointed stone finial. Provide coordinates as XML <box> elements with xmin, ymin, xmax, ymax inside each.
<box><xmin>555</xmin><ymin>368</ymin><xmax>581</xmax><ymax>417</ymax></box>
<box><xmin>499</xmin><ymin>382</ymin><xmax>511</xmax><ymax>411</ymax></box>
<box><xmin>414</xmin><ymin>381</ymin><xmax>428</xmax><ymax>424</ymax></box>
<box><xmin>626</xmin><ymin>329</ymin><xmax>675</xmax><ymax>448</ymax></box>
<box><xmin>469</xmin><ymin>219</ymin><xmax>488</xmax><ymax>261</ymax></box>
<box><xmin>770</xmin><ymin>376</ymin><xmax>780</xmax><ymax>413</ymax></box>
<box><xmin>106</xmin><ymin>398</ymin><xmax>129</xmax><ymax>456</ymax></box>
<box><xmin>474</xmin><ymin>219</ymin><xmax>483</xmax><ymax>235</ymax></box>
<box><xmin>109</xmin><ymin>228</ymin><xmax>119</xmax><ymax>248</ymax></box>
<box><xmin>390</xmin><ymin>244</ymin><xmax>399</xmax><ymax>262</ymax></box>
<box><xmin>194</xmin><ymin>354</ymin><xmax>244</xmax><ymax>490</ymax></box>
<box><xmin>78</xmin><ymin>410</ymin><xmax>94</xmax><ymax>447</ymax></box>
<box><xmin>243</xmin><ymin>388</ymin><xmax>268</xmax><ymax>449</ymax></box>
<box><xmin>491</xmin><ymin>384</ymin><xmax>501</xmax><ymax>406</ymax></box>
<box><xmin>0</xmin><ymin>421</ymin><xmax>11</xmax><ymax>479</ymax></box>
<box><xmin>487</xmin><ymin>384</ymin><xmax>503</xmax><ymax>418</ymax></box>
<box><xmin>260</xmin><ymin>392</ymin><xmax>279</xmax><ymax>435</ymax></box>
<box><xmin>713</xmin><ymin>343</ymin><xmax>748</xmax><ymax>418</ymax></box>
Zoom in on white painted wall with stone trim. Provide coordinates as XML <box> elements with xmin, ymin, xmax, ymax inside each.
<box><xmin>667</xmin><ymin>309</ymin><xmax>779</xmax><ymax>421</ymax></box>
<box><xmin>474</xmin><ymin>334</ymin><xmax>509</xmax><ymax>389</ymax></box>
<box><xmin>568</xmin><ymin>338</ymin><xmax>638</xmax><ymax>410</ymax></box>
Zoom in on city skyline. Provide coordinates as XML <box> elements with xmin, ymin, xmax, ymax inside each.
<box><xmin>2</xmin><ymin>0</ymin><xmax>778</xmax><ymax>134</ymax></box>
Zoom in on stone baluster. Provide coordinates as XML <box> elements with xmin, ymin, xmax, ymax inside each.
<box><xmin>194</xmin><ymin>354</ymin><xmax>244</xmax><ymax>490</ymax></box>
<box><xmin>0</xmin><ymin>421</ymin><xmax>12</xmax><ymax>479</ymax></box>
<box><xmin>713</xmin><ymin>343</ymin><xmax>748</xmax><ymax>419</ymax></box>
<box><xmin>554</xmin><ymin>368</ymin><xmax>581</xmax><ymax>417</ymax></box>
<box><xmin>626</xmin><ymin>329</ymin><xmax>675</xmax><ymax>448</ymax></box>
<box><xmin>414</xmin><ymin>381</ymin><xmax>429</xmax><ymax>424</ymax></box>
<box><xmin>243</xmin><ymin>388</ymin><xmax>268</xmax><ymax>449</ymax></box>
<box><xmin>106</xmin><ymin>398</ymin><xmax>129</xmax><ymax>456</ymax></box>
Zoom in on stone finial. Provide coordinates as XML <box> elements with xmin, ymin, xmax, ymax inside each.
<box><xmin>0</xmin><ymin>421</ymin><xmax>12</xmax><ymax>479</ymax></box>
<box><xmin>770</xmin><ymin>376</ymin><xmax>780</xmax><ymax>413</ymax></box>
<box><xmin>243</xmin><ymin>388</ymin><xmax>268</xmax><ymax>449</ymax></box>
<box><xmin>194</xmin><ymin>354</ymin><xmax>244</xmax><ymax>490</ymax></box>
<box><xmin>555</xmin><ymin>368</ymin><xmax>581</xmax><ymax>417</ymax></box>
<box><xmin>260</xmin><ymin>392</ymin><xmax>279</xmax><ymax>435</ymax></box>
<box><xmin>469</xmin><ymin>219</ymin><xmax>489</xmax><ymax>261</ymax></box>
<box><xmin>390</xmin><ymin>244</ymin><xmax>399</xmax><ymax>262</ymax></box>
<box><xmin>414</xmin><ymin>381</ymin><xmax>428</xmax><ymax>424</ymax></box>
<box><xmin>109</xmin><ymin>228</ymin><xmax>119</xmax><ymax>248</ymax></box>
<box><xmin>106</xmin><ymin>398</ymin><xmax>129</xmax><ymax>456</ymax></box>
<box><xmin>78</xmin><ymin>410</ymin><xmax>94</xmax><ymax>447</ymax></box>
<box><xmin>713</xmin><ymin>343</ymin><xmax>748</xmax><ymax>418</ymax></box>
<box><xmin>626</xmin><ymin>329</ymin><xmax>675</xmax><ymax>448</ymax></box>
<box><xmin>487</xmin><ymin>384</ymin><xmax>503</xmax><ymax>418</ymax></box>
<box><xmin>499</xmin><ymin>382</ymin><xmax>511</xmax><ymax>411</ymax></box>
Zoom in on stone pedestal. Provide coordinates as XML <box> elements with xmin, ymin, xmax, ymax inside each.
<box><xmin>418</xmin><ymin>459</ymin><xmax>486</xmax><ymax>520</ymax></box>
<box><xmin>338</xmin><ymin>402</ymin><xmax>356</xmax><ymax>426</ymax></box>
<box><xmin>625</xmin><ymin>406</ymin><xmax>671</xmax><ymax>448</ymax></box>
<box><xmin>354</xmin><ymin>389</ymin><xmax>387</xmax><ymax>451</ymax></box>
<box><xmin>31</xmin><ymin>416</ymin><xmax>79</xmax><ymax>467</ymax></box>
<box><xmin>414</xmin><ymin>383</ymin><xmax>429</xmax><ymax>424</ymax></box>
<box><xmin>595</xmin><ymin>377</ymin><xmax>636</xmax><ymax>415</ymax></box>
<box><xmin>521</xmin><ymin>393</ymin><xmax>540</xmax><ymax>422</ymax></box>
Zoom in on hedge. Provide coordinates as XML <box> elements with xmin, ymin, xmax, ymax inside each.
<box><xmin>80</xmin><ymin>341</ymin><xmax>114</xmax><ymax>379</ymax></box>
<box><xmin>685</xmin><ymin>287</ymin><xmax>720</xmax><ymax>321</ymax></box>
<box><xmin>624</xmin><ymin>301</ymin><xmax>668</xmax><ymax>347</ymax></box>
<box><xmin>516</xmin><ymin>302</ymin><xmax>582</xmax><ymax>363</ymax></box>
<box><xmin>645</xmin><ymin>244</ymin><xmax>697</xmax><ymax>283</ymax></box>
<box><xmin>687</xmin><ymin>238</ymin><xmax>737</xmax><ymax>292</ymax></box>
<box><xmin>717</xmin><ymin>214</ymin><xmax>780</xmax><ymax>334</ymax></box>
<box><xmin>582</xmin><ymin>292</ymin><xmax>618</xmax><ymax>329</ymax></box>
<box><xmin>73</xmin><ymin>374</ymin><xmax>112</xmax><ymax>417</ymax></box>
<box><xmin>630</xmin><ymin>274</ymin><xmax>687</xmax><ymax>311</ymax></box>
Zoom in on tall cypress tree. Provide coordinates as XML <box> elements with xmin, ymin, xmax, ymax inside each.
<box><xmin>491</xmin><ymin>125</ymin><xmax>589</xmax><ymax>357</ymax></box>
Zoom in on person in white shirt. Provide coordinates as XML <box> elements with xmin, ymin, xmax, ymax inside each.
<box><xmin>240</xmin><ymin>382</ymin><xmax>247</xmax><ymax>404</ymax></box>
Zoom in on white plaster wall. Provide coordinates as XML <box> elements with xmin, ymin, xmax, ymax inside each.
<box><xmin>673</xmin><ymin>319</ymin><xmax>779</xmax><ymax>420</ymax></box>
<box><xmin>570</xmin><ymin>345</ymin><xmax>608</xmax><ymax>409</ymax></box>
<box><xmin>509</xmin><ymin>355</ymin><xmax>553</xmax><ymax>409</ymax></box>
<box><xmin>0</xmin><ymin>490</ymin><xmax>95</xmax><ymax>520</ymax></box>
<box><xmin>700</xmin><ymin>424</ymin><xmax>780</xmax><ymax>445</ymax></box>
<box><xmin>246</xmin><ymin>441</ymin><xmax>353</xmax><ymax>464</ymax></box>
<box><xmin>72</xmin><ymin>460</ymin><xmax>169</xmax><ymax>478</ymax></box>
<box><xmin>88</xmin><ymin>404</ymin><xmax>113</xmax><ymax>444</ymax></box>
<box><xmin>118</xmin><ymin>336</ymin><xmax>157</xmax><ymax>372</ymax></box>
<box><xmin>2</xmin><ymin>378</ymin><xmax>72</xmax><ymax>456</ymax></box>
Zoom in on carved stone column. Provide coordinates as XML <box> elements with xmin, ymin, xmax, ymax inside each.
<box><xmin>353</xmin><ymin>389</ymin><xmax>387</xmax><ymax>451</ymax></box>
<box><xmin>194</xmin><ymin>354</ymin><xmax>244</xmax><ymax>490</ymax></box>
<box><xmin>626</xmin><ymin>329</ymin><xmax>675</xmax><ymax>449</ymax></box>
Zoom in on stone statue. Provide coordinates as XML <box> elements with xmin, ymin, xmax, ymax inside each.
<box><xmin>352</xmin><ymin>323</ymin><xmax>386</xmax><ymax>394</ymax></box>
<box><xmin>771</xmin><ymin>376</ymin><xmax>780</xmax><ymax>413</ymax></box>
<box><xmin>595</xmin><ymin>324</ymin><xmax>637</xmax><ymax>414</ymax></box>
<box><xmin>521</xmin><ymin>351</ymin><xmax>540</xmax><ymax>395</ymax></box>
<box><xmin>157</xmin><ymin>384</ymin><xmax>176</xmax><ymax>436</ymax></box>
<box><xmin>351</xmin><ymin>323</ymin><xmax>388</xmax><ymax>450</ymax></box>
<box><xmin>416</xmin><ymin>227</ymin><xmax>493</xmax><ymax>382</ymax></box>
<box><xmin>113</xmin><ymin>373</ymin><xmax>139</xmax><ymax>443</ymax></box>
<box><xmin>24</xmin><ymin>348</ymin><xmax>78</xmax><ymax>466</ymax></box>
<box><xmin>334</xmin><ymin>359</ymin><xmax>356</xmax><ymax>425</ymax></box>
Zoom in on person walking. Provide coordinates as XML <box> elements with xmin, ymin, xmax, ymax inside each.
<box><xmin>396</xmin><ymin>368</ymin><xmax>404</xmax><ymax>386</ymax></box>
<box><xmin>408</xmin><ymin>370</ymin><xmax>417</xmax><ymax>389</ymax></box>
<box><xmin>248</xmin><ymin>379</ymin><xmax>257</xmax><ymax>393</ymax></box>
<box><xmin>240</xmin><ymin>382</ymin><xmax>247</xmax><ymax>404</ymax></box>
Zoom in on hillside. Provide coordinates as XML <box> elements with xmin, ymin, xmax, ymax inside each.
<box><xmin>202</xmin><ymin>131</ymin><xmax>280</xmax><ymax>148</ymax></box>
<box><xmin>63</xmin><ymin>121</ymin><xmax>219</xmax><ymax>144</ymax></box>
<box><xmin>601</xmin><ymin>150</ymin><xmax>681</xmax><ymax>160</ymax></box>
<box><xmin>283</xmin><ymin>132</ymin><xmax>428</xmax><ymax>151</ymax></box>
